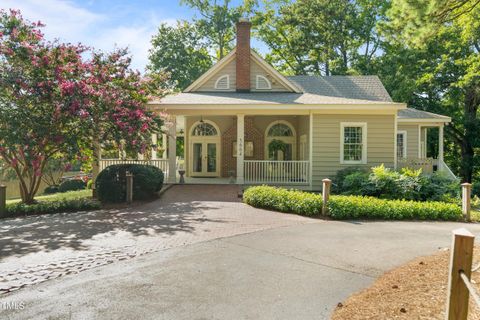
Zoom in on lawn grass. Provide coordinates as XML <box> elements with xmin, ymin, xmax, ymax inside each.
<box><xmin>6</xmin><ymin>189</ymin><xmax>92</xmax><ymax>205</ymax></box>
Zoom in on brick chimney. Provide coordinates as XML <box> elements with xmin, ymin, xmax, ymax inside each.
<box><xmin>236</xmin><ymin>18</ymin><xmax>251</xmax><ymax>93</ymax></box>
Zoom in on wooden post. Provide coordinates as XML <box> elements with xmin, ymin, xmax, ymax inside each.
<box><xmin>126</xmin><ymin>172</ymin><xmax>133</xmax><ymax>204</ymax></box>
<box><xmin>322</xmin><ymin>178</ymin><xmax>331</xmax><ymax>215</ymax></box>
<box><xmin>0</xmin><ymin>185</ymin><xmax>6</xmax><ymax>216</ymax></box>
<box><xmin>446</xmin><ymin>228</ymin><xmax>474</xmax><ymax>320</ymax></box>
<box><xmin>462</xmin><ymin>183</ymin><xmax>472</xmax><ymax>221</ymax></box>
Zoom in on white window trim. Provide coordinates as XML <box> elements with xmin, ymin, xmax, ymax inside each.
<box><xmin>256</xmin><ymin>75</ymin><xmax>272</xmax><ymax>90</ymax></box>
<box><xmin>265</xmin><ymin>120</ymin><xmax>297</xmax><ymax>160</ymax></box>
<box><xmin>214</xmin><ymin>74</ymin><xmax>230</xmax><ymax>90</ymax></box>
<box><xmin>397</xmin><ymin>130</ymin><xmax>407</xmax><ymax>159</ymax></box>
<box><xmin>340</xmin><ymin>122</ymin><xmax>367</xmax><ymax>164</ymax></box>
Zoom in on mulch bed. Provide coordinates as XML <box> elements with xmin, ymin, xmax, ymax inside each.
<box><xmin>332</xmin><ymin>247</ymin><xmax>480</xmax><ymax>319</ymax></box>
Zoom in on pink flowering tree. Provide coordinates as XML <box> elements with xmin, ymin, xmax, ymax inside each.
<box><xmin>0</xmin><ymin>10</ymin><xmax>167</xmax><ymax>204</ymax></box>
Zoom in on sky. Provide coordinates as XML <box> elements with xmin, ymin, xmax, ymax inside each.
<box><xmin>1</xmin><ymin>0</ymin><xmax>267</xmax><ymax>72</ymax></box>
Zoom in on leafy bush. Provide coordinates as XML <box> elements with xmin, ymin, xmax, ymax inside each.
<box><xmin>95</xmin><ymin>164</ymin><xmax>164</xmax><ymax>203</ymax></box>
<box><xmin>5</xmin><ymin>198</ymin><xmax>100</xmax><ymax>216</ymax></box>
<box><xmin>86</xmin><ymin>179</ymin><xmax>93</xmax><ymax>190</ymax></box>
<box><xmin>58</xmin><ymin>179</ymin><xmax>86</xmax><ymax>193</ymax></box>
<box><xmin>473</xmin><ymin>182</ymin><xmax>480</xmax><ymax>197</ymax></box>
<box><xmin>243</xmin><ymin>185</ymin><xmax>322</xmax><ymax>216</ymax></box>
<box><xmin>43</xmin><ymin>185</ymin><xmax>59</xmax><ymax>194</ymax></box>
<box><xmin>332</xmin><ymin>167</ymin><xmax>367</xmax><ymax>193</ymax></box>
<box><xmin>243</xmin><ymin>186</ymin><xmax>462</xmax><ymax>221</ymax></box>
<box><xmin>333</xmin><ymin>165</ymin><xmax>459</xmax><ymax>202</ymax></box>
<box><xmin>328</xmin><ymin>195</ymin><xmax>462</xmax><ymax>221</ymax></box>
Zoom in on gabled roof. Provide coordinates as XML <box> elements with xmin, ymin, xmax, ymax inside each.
<box><xmin>183</xmin><ymin>48</ymin><xmax>302</xmax><ymax>93</ymax></box>
<box><xmin>153</xmin><ymin>75</ymin><xmax>401</xmax><ymax>105</ymax></box>
<box><xmin>288</xmin><ymin>76</ymin><xmax>393</xmax><ymax>102</ymax></box>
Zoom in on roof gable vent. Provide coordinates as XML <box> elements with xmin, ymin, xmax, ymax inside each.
<box><xmin>214</xmin><ymin>75</ymin><xmax>230</xmax><ymax>90</ymax></box>
<box><xmin>256</xmin><ymin>75</ymin><xmax>271</xmax><ymax>90</ymax></box>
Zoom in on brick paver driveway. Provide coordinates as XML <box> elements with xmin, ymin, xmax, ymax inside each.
<box><xmin>0</xmin><ymin>185</ymin><xmax>314</xmax><ymax>294</ymax></box>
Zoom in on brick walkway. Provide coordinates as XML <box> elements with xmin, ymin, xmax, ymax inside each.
<box><xmin>0</xmin><ymin>185</ymin><xmax>316</xmax><ymax>295</ymax></box>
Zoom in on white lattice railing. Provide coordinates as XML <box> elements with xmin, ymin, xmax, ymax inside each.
<box><xmin>244</xmin><ymin>160</ymin><xmax>310</xmax><ymax>185</ymax></box>
<box><xmin>398</xmin><ymin>157</ymin><xmax>434</xmax><ymax>174</ymax></box>
<box><xmin>99</xmin><ymin>159</ymin><xmax>170</xmax><ymax>176</ymax></box>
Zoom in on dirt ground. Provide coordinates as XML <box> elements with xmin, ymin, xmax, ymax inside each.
<box><xmin>332</xmin><ymin>247</ymin><xmax>480</xmax><ymax>320</ymax></box>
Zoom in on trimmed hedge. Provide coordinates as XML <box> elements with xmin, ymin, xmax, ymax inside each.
<box><xmin>95</xmin><ymin>164</ymin><xmax>164</xmax><ymax>203</ymax></box>
<box><xmin>328</xmin><ymin>195</ymin><xmax>462</xmax><ymax>221</ymax></box>
<box><xmin>243</xmin><ymin>185</ymin><xmax>322</xmax><ymax>215</ymax></box>
<box><xmin>5</xmin><ymin>198</ymin><xmax>101</xmax><ymax>216</ymax></box>
<box><xmin>58</xmin><ymin>179</ymin><xmax>86</xmax><ymax>193</ymax></box>
<box><xmin>243</xmin><ymin>186</ymin><xmax>463</xmax><ymax>221</ymax></box>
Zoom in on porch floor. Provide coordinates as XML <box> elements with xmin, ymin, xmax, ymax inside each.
<box><xmin>180</xmin><ymin>177</ymin><xmax>233</xmax><ymax>185</ymax></box>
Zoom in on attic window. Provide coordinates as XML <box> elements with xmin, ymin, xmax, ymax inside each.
<box><xmin>214</xmin><ymin>75</ymin><xmax>230</xmax><ymax>90</ymax></box>
<box><xmin>256</xmin><ymin>75</ymin><xmax>271</xmax><ymax>90</ymax></box>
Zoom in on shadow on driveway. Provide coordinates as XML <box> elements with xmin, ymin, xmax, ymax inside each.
<box><xmin>0</xmin><ymin>185</ymin><xmax>240</xmax><ymax>260</ymax></box>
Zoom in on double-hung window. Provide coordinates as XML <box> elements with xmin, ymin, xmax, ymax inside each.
<box><xmin>396</xmin><ymin>131</ymin><xmax>407</xmax><ymax>159</ymax></box>
<box><xmin>341</xmin><ymin>123</ymin><xmax>367</xmax><ymax>164</ymax></box>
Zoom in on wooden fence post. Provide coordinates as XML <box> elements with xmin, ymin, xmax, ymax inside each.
<box><xmin>126</xmin><ymin>173</ymin><xmax>133</xmax><ymax>204</ymax></box>
<box><xmin>322</xmin><ymin>178</ymin><xmax>331</xmax><ymax>215</ymax></box>
<box><xmin>462</xmin><ymin>183</ymin><xmax>472</xmax><ymax>222</ymax></box>
<box><xmin>446</xmin><ymin>228</ymin><xmax>475</xmax><ymax>320</ymax></box>
<box><xmin>0</xmin><ymin>185</ymin><xmax>6</xmax><ymax>216</ymax></box>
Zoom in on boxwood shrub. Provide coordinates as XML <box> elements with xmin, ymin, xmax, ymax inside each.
<box><xmin>243</xmin><ymin>186</ymin><xmax>463</xmax><ymax>221</ymax></box>
<box><xmin>95</xmin><ymin>164</ymin><xmax>164</xmax><ymax>203</ymax></box>
<box><xmin>5</xmin><ymin>198</ymin><xmax>101</xmax><ymax>217</ymax></box>
<box><xmin>243</xmin><ymin>185</ymin><xmax>322</xmax><ymax>216</ymax></box>
<box><xmin>328</xmin><ymin>195</ymin><xmax>462</xmax><ymax>221</ymax></box>
<box><xmin>58</xmin><ymin>179</ymin><xmax>86</xmax><ymax>193</ymax></box>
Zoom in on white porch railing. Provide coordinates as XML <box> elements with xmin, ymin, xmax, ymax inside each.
<box><xmin>244</xmin><ymin>160</ymin><xmax>310</xmax><ymax>185</ymax></box>
<box><xmin>397</xmin><ymin>157</ymin><xmax>457</xmax><ymax>180</ymax></box>
<box><xmin>99</xmin><ymin>159</ymin><xmax>169</xmax><ymax>176</ymax></box>
<box><xmin>398</xmin><ymin>158</ymin><xmax>434</xmax><ymax>174</ymax></box>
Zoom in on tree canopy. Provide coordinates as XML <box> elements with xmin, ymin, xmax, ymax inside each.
<box><xmin>0</xmin><ymin>10</ymin><xmax>167</xmax><ymax>203</ymax></box>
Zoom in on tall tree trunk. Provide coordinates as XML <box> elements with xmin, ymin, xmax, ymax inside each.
<box><xmin>461</xmin><ymin>86</ymin><xmax>479</xmax><ymax>182</ymax></box>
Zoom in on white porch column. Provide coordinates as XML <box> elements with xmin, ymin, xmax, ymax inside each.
<box><xmin>162</xmin><ymin>133</ymin><xmax>168</xmax><ymax>159</ymax></box>
<box><xmin>236</xmin><ymin>114</ymin><xmax>245</xmax><ymax>184</ymax></box>
<box><xmin>151</xmin><ymin>133</ymin><xmax>157</xmax><ymax>160</ymax></box>
<box><xmin>439</xmin><ymin>125</ymin><xmax>444</xmax><ymax>171</ymax></box>
<box><xmin>167</xmin><ymin>117</ymin><xmax>177</xmax><ymax>183</ymax></box>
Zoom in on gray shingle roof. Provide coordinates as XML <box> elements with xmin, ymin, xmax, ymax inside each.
<box><xmin>154</xmin><ymin>75</ymin><xmax>398</xmax><ymax>105</ymax></box>
<box><xmin>398</xmin><ymin>108</ymin><xmax>451</xmax><ymax>121</ymax></box>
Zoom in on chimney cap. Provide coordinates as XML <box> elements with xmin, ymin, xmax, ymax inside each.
<box><xmin>238</xmin><ymin>17</ymin><xmax>250</xmax><ymax>23</ymax></box>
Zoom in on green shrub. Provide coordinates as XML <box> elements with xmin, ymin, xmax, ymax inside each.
<box><xmin>332</xmin><ymin>167</ymin><xmax>367</xmax><ymax>193</ymax></box>
<box><xmin>6</xmin><ymin>198</ymin><xmax>101</xmax><ymax>216</ymax></box>
<box><xmin>243</xmin><ymin>185</ymin><xmax>322</xmax><ymax>216</ymax></box>
<box><xmin>86</xmin><ymin>179</ymin><xmax>93</xmax><ymax>190</ymax></box>
<box><xmin>58</xmin><ymin>179</ymin><xmax>86</xmax><ymax>193</ymax></box>
<box><xmin>328</xmin><ymin>195</ymin><xmax>462</xmax><ymax>221</ymax></box>
<box><xmin>333</xmin><ymin>165</ymin><xmax>459</xmax><ymax>202</ymax></box>
<box><xmin>43</xmin><ymin>185</ymin><xmax>59</xmax><ymax>194</ymax></box>
<box><xmin>472</xmin><ymin>182</ymin><xmax>480</xmax><ymax>197</ymax></box>
<box><xmin>243</xmin><ymin>186</ymin><xmax>462</xmax><ymax>221</ymax></box>
<box><xmin>95</xmin><ymin>164</ymin><xmax>164</xmax><ymax>203</ymax></box>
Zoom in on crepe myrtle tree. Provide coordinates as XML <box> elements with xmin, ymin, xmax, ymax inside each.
<box><xmin>0</xmin><ymin>10</ymin><xmax>167</xmax><ymax>204</ymax></box>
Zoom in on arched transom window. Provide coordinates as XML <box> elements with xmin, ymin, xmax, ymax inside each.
<box><xmin>192</xmin><ymin>122</ymin><xmax>218</xmax><ymax>136</ymax></box>
<box><xmin>265</xmin><ymin>121</ymin><xmax>296</xmax><ymax>160</ymax></box>
<box><xmin>268</xmin><ymin>123</ymin><xmax>294</xmax><ymax>137</ymax></box>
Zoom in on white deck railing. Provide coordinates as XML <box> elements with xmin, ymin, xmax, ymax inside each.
<box><xmin>99</xmin><ymin>159</ymin><xmax>169</xmax><ymax>176</ymax></box>
<box><xmin>397</xmin><ymin>157</ymin><xmax>457</xmax><ymax>180</ymax></box>
<box><xmin>244</xmin><ymin>160</ymin><xmax>310</xmax><ymax>185</ymax></box>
